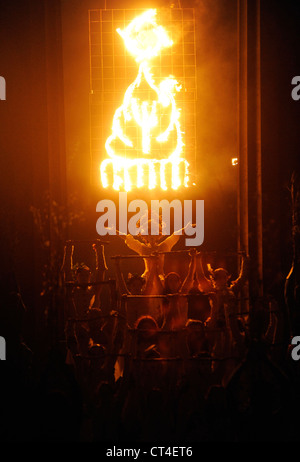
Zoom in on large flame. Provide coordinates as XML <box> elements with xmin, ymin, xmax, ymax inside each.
<box><xmin>100</xmin><ymin>9</ymin><xmax>189</xmax><ymax>191</ymax></box>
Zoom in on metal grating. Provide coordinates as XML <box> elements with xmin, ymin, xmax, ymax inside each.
<box><xmin>88</xmin><ymin>8</ymin><xmax>197</xmax><ymax>187</ymax></box>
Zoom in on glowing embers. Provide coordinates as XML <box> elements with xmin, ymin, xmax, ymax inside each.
<box><xmin>100</xmin><ymin>9</ymin><xmax>189</xmax><ymax>191</ymax></box>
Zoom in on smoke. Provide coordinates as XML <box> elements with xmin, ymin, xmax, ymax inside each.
<box><xmin>194</xmin><ymin>0</ymin><xmax>238</xmax><ymax>195</ymax></box>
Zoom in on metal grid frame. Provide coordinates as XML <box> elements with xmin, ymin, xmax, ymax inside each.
<box><xmin>89</xmin><ymin>8</ymin><xmax>197</xmax><ymax>186</ymax></box>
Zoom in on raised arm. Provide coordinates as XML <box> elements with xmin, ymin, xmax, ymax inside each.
<box><xmin>264</xmin><ymin>298</ymin><xmax>278</xmax><ymax>345</ymax></box>
<box><xmin>113</xmin><ymin>256</ymin><xmax>129</xmax><ymax>296</ymax></box>
<box><xmin>61</xmin><ymin>240</ymin><xmax>74</xmax><ymax>283</ymax></box>
<box><xmin>93</xmin><ymin>240</ymin><xmax>108</xmax><ymax>282</ymax></box>
<box><xmin>124</xmin><ymin>233</ymin><xmax>147</xmax><ymax>255</ymax></box>
<box><xmin>61</xmin><ymin>241</ymin><xmax>77</xmax><ymax>346</ymax></box>
<box><xmin>92</xmin><ymin>241</ymin><xmax>108</xmax><ymax>307</ymax></box>
<box><xmin>198</xmin><ymin>254</ymin><xmax>214</xmax><ymax>288</ymax></box>
<box><xmin>180</xmin><ymin>250</ymin><xmax>198</xmax><ymax>294</ymax></box>
<box><xmin>230</xmin><ymin>254</ymin><xmax>250</xmax><ymax>294</ymax></box>
<box><xmin>158</xmin><ymin>222</ymin><xmax>194</xmax><ymax>253</ymax></box>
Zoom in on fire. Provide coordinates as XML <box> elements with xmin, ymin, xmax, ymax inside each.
<box><xmin>100</xmin><ymin>9</ymin><xmax>189</xmax><ymax>191</ymax></box>
<box><xmin>116</xmin><ymin>9</ymin><xmax>173</xmax><ymax>63</ymax></box>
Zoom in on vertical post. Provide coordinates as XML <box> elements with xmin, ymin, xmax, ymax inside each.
<box><xmin>237</xmin><ymin>0</ymin><xmax>249</xmax><ymax>312</ymax></box>
<box><xmin>255</xmin><ymin>0</ymin><xmax>263</xmax><ymax>297</ymax></box>
<box><xmin>237</xmin><ymin>0</ymin><xmax>264</xmax><ymax>312</ymax></box>
<box><xmin>44</xmin><ymin>0</ymin><xmax>68</xmax><ymax>344</ymax></box>
<box><xmin>248</xmin><ymin>0</ymin><xmax>264</xmax><ymax>302</ymax></box>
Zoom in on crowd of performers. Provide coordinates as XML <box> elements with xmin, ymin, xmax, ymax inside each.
<box><xmin>61</xmin><ymin>218</ymin><xmax>282</xmax><ymax>421</ymax></box>
<box><xmin>0</xmin><ymin>219</ymin><xmax>295</xmax><ymax>441</ymax></box>
<box><xmin>0</xmin><ymin>215</ymin><xmax>286</xmax><ymax>442</ymax></box>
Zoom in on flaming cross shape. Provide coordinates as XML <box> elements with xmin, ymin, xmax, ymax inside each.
<box><xmin>101</xmin><ymin>9</ymin><xmax>189</xmax><ymax>191</ymax></box>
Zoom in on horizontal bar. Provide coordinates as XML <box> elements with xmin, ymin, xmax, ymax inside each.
<box><xmin>64</xmin><ymin>239</ymin><xmax>110</xmax><ymax>245</ymax></box>
<box><xmin>64</xmin><ymin>280</ymin><xmax>116</xmax><ymax>287</ymax></box>
<box><xmin>110</xmin><ymin>254</ymin><xmax>157</xmax><ymax>259</ymax></box>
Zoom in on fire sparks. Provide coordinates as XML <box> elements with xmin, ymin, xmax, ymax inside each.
<box><xmin>100</xmin><ymin>9</ymin><xmax>189</xmax><ymax>191</ymax></box>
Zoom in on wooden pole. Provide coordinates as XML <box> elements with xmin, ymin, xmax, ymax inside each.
<box><xmin>237</xmin><ymin>0</ymin><xmax>249</xmax><ymax>312</ymax></box>
<box><xmin>255</xmin><ymin>0</ymin><xmax>263</xmax><ymax>297</ymax></box>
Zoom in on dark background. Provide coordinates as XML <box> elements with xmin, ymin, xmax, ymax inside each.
<box><xmin>0</xmin><ymin>0</ymin><xmax>300</xmax><ymax>352</ymax></box>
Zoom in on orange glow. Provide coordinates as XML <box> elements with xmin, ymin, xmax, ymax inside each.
<box><xmin>100</xmin><ymin>9</ymin><xmax>189</xmax><ymax>191</ymax></box>
<box><xmin>116</xmin><ymin>9</ymin><xmax>173</xmax><ymax>63</ymax></box>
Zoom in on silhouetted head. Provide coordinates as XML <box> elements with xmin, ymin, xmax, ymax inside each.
<box><xmin>127</xmin><ymin>274</ymin><xmax>146</xmax><ymax>294</ymax></box>
<box><xmin>75</xmin><ymin>265</ymin><xmax>91</xmax><ymax>284</ymax></box>
<box><xmin>88</xmin><ymin>344</ymin><xmax>106</xmax><ymax>364</ymax></box>
<box><xmin>138</xmin><ymin>215</ymin><xmax>164</xmax><ymax>245</ymax></box>
<box><xmin>165</xmin><ymin>272</ymin><xmax>181</xmax><ymax>294</ymax></box>
<box><xmin>136</xmin><ymin>315</ymin><xmax>158</xmax><ymax>333</ymax></box>
<box><xmin>210</xmin><ymin>268</ymin><xmax>230</xmax><ymax>290</ymax></box>
<box><xmin>140</xmin><ymin>233</ymin><xmax>163</xmax><ymax>246</ymax></box>
<box><xmin>185</xmin><ymin>319</ymin><xmax>206</xmax><ymax>356</ymax></box>
<box><xmin>135</xmin><ymin>315</ymin><xmax>159</xmax><ymax>345</ymax></box>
